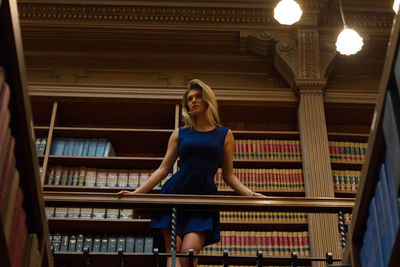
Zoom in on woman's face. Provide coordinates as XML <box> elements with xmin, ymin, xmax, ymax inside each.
<box><xmin>187</xmin><ymin>89</ymin><xmax>207</xmax><ymax>116</ymax></box>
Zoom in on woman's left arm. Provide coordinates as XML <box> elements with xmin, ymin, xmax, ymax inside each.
<box><xmin>221</xmin><ymin>130</ymin><xmax>265</xmax><ymax>197</ymax></box>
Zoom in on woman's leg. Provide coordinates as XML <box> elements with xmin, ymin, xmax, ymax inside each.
<box><xmin>163</xmin><ymin>229</ymin><xmax>182</xmax><ymax>267</ymax></box>
<box><xmin>180</xmin><ymin>231</ymin><xmax>206</xmax><ymax>267</ymax></box>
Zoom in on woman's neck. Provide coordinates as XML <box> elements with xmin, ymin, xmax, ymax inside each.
<box><xmin>194</xmin><ymin>115</ymin><xmax>214</xmax><ymax>131</ymax></box>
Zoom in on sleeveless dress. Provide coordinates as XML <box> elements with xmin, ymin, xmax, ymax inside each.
<box><xmin>150</xmin><ymin>126</ymin><xmax>229</xmax><ymax>246</ymax></box>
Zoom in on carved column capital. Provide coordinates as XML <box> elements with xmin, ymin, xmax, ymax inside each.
<box><xmin>294</xmin><ymin>78</ymin><xmax>327</xmax><ymax>96</ymax></box>
<box><xmin>274</xmin><ymin>36</ymin><xmax>298</xmax><ymax>88</ymax></box>
<box><xmin>244</xmin><ymin>30</ymin><xmax>276</xmax><ymax>56</ymax></box>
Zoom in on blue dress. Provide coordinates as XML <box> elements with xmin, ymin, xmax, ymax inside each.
<box><xmin>150</xmin><ymin>126</ymin><xmax>229</xmax><ymax>246</ymax></box>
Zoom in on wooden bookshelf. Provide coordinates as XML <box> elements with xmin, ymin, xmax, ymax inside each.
<box><xmin>344</xmin><ymin>11</ymin><xmax>400</xmax><ymax>267</ymax></box>
<box><xmin>27</xmin><ymin>85</ymin><xmax>320</xmax><ymax>267</ymax></box>
<box><xmin>0</xmin><ymin>0</ymin><xmax>53</xmax><ymax>266</ymax></box>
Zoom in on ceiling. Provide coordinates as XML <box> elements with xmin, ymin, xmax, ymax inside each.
<box><xmin>17</xmin><ymin>0</ymin><xmax>396</xmax><ymax>90</ymax></box>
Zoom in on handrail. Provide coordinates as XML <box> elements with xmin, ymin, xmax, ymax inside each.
<box><xmin>43</xmin><ymin>192</ymin><xmax>354</xmax><ymax>213</ymax></box>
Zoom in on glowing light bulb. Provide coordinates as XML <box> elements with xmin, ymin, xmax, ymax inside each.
<box><xmin>274</xmin><ymin>0</ymin><xmax>303</xmax><ymax>25</ymax></box>
<box><xmin>394</xmin><ymin>0</ymin><xmax>400</xmax><ymax>14</ymax></box>
<box><xmin>336</xmin><ymin>28</ymin><xmax>364</xmax><ymax>55</ymax></box>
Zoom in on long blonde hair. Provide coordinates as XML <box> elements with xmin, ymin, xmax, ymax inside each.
<box><xmin>182</xmin><ymin>79</ymin><xmax>221</xmax><ymax>129</ymax></box>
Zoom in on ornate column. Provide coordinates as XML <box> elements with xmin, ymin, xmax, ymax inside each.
<box><xmin>274</xmin><ymin>16</ymin><xmax>340</xmax><ymax>265</ymax></box>
<box><xmin>297</xmin><ymin>79</ymin><xmax>340</xmax><ymax>265</ymax></box>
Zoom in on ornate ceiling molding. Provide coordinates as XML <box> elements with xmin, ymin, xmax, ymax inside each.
<box><xmin>17</xmin><ymin>0</ymin><xmax>392</xmax><ymax>31</ymax></box>
<box><xmin>319</xmin><ymin>12</ymin><xmax>393</xmax><ymax>30</ymax></box>
<box><xmin>18</xmin><ymin>3</ymin><xmax>278</xmax><ymax>28</ymax></box>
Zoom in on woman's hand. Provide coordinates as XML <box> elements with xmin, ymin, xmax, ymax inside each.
<box><xmin>117</xmin><ymin>190</ymin><xmax>135</xmax><ymax>198</ymax></box>
<box><xmin>253</xmin><ymin>192</ymin><xmax>267</xmax><ymax>198</ymax></box>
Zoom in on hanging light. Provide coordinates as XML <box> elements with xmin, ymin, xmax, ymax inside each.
<box><xmin>274</xmin><ymin>0</ymin><xmax>303</xmax><ymax>25</ymax></box>
<box><xmin>394</xmin><ymin>0</ymin><xmax>400</xmax><ymax>14</ymax></box>
<box><xmin>335</xmin><ymin>0</ymin><xmax>364</xmax><ymax>55</ymax></box>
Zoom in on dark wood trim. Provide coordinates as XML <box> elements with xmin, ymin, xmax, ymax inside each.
<box><xmin>43</xmin><ymin>192</ymin><xmax>354</xmax><ymax>213</ymax></box>
<box><xmin>41</xmin><ymin>101</ymin><xmax>57</xmax><ymax>186</ymax></box>
<box><xmin>0</xmin><ymin>0</ymin><xmax>53</xmax><ymax>266</ymax></box>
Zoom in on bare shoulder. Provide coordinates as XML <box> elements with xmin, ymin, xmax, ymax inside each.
<box><xmin>170</xmin><ymin>128</ymin><xmax>179</xmax><ymax>140</ymax></box>
<box><xmin>224</xmin><ymin>129</ymin><xmax>234</xmax><ymax>145</ymax></box>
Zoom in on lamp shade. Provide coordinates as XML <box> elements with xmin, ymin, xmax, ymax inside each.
<box><xmin>335</xmin><ymin>28</ymin><xmax>364</xmax><ymax>55</ymax></box>
<box><xmin>274</xmin><ymin>0</ymin><xmax>303</xmax><ymax>25</ymax></box>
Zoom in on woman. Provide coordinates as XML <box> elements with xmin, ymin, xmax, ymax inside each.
<box><xmin>119</xmin><ymin>79</ymin><xmax>264</xmax><ymax>267</ymax></box>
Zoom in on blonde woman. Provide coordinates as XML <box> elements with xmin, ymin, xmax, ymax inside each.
<box><xmin>119</xmin><ymin>79</ymin><xmax>264</xmax><ymax>267</ymax></box>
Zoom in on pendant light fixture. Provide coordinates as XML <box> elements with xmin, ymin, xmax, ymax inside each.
<box><xmin>394</xmin><ymin>0</ymin><xmax>400</xmax><ymax>14</ymax></box>
<box><xmin>274</xmin><ymin>0</ymin><xmax>303</xmax><ymax>25</ymax></box>
<box><xmin>335</xmin><ymin>0</ymin><xmax>364</xmax><ymax>55</ymax></box>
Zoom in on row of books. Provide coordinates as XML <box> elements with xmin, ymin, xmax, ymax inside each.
<box><xmin>332</xmin><ymin>170</ymin><xmax>360</xmax><ymax>192</ymax></box>
<box><xmin>215</xmin><ymin>168</ymin><xmax>304</xmax><ymax>191</ymax></box>
<box><xmin>0</xmin><ymin>76</ymin><xmax>28</xmax><ymax>267</ymax></box>
<box><xmin>328</xmin><ymin>141</ymin><xmax>367</xmax><ymax>162</ymax></box>
<box><xmin>50</xmin><ymin>233</ymin><xmax>153</xmax><ymax>253</ymax></box>
<box><xmin>35</xmin><ymin>137</ymin><xmax>47</xmax><ymax>155</ymax></box>
<box><xmin>45</xmin><ymin>207</ymin><xmax>138</xmax><ymax>219</ymax></box>
<box><xmin>360</xmin><ymin>155</ymin><xmax>399</xmax><ymax>266</ymax></box>
<box><xmin>220</xmin><ymin>212</ymin><xmax>307</xmax><ymax>223</ymax></box>
<box><xmin>50</xmin><ymin>138</ymin><xmax>116</xmax><ymax>157</ymax></box>
<box><xmin>233</xmin><ymin>139</ymin><xmax>301</xmax><ymax>161</ymax></box>
<box><xmin>46</xmin><ymin>166</ymin><xmax>171</xmax><ymax>188</ymax></box>
<box><xmin>200</xmin><ymin>231</ymin><xmax>310</xmax><ymax>257</ymax></box>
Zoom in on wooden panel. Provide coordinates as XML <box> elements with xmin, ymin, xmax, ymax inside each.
<box><xmin>220</xmin><ymin>102</ymin><xmax>298</xmax><ymax>131</ymax></box>
<box><xmin>30</xmin><ymin>99</ymin><xmax>54</xmax><ymax>126</ymax></box>
<box><xmin>55</xmin><ymin>100</ymin><xmax>176</xmax><ymax>129</ymax></box>
<box><xmin>325</xmin><ymin>103</ymin><xmax>375</xmax><ymax>134</ymax></box>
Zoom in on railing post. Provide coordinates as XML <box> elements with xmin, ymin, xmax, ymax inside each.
<box><xmin>171</xmin><ymin>206</ymin><xmax>178</xmax><ymax>267</ymax></box>
<box><xmin>290</xmin><ymin>250</ymin><xmax>298</xmax><ymax>267</ymax></box>
<box><xmin>223</xmin><ymin>249</ymin><xmax>229</xmax><ymax>267</ymax></box>
<box><xmin>153</xmin><ymin>248</ymin><xmax>159</xmax><ymax>267</ymax></box>
<box><xmin>326</xmin><ymin>252</ymin><xmax>333</xmax><ymax>265</ymax></box>
<box><xmin>188</xmin><ymin>248</ymin><xmax>194</xmax><ymax>267</ymax></box>
<box><xmin>256</xmin><ymin>250</ymin><xmax>263</xmax><ymax>267</ymax></box>
<box><xmin>338</xmin><ymin>211</ymin><xmax>346</xmax><ymax>249</ymax></box>
<box><xmin>118</xmin><ymin>247</ymin><xmax>124</xmax><ymax>267</ymax></box>
<box><xmin>83</xmin><ymin>247</ymin><xmax>90</xmax><ymax>267</ymax></box>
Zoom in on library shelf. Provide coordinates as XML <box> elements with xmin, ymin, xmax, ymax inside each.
<box><xmin>334</xmin><ymin>191</ymin><xmax>356</xmax><ymax>198</ymax></box>
<box><xmin>233</xmin><ymin>159</ymin><xmax>303</xmax><ymax>169</ymax></box>
<box><xmin>330</xmin><ymin>160</ymin><xmax>363</xmax><ymax>170</ymax></box>
<box><xmin>232</xmin><ymin>130</ymin><xmax>300</xmax><ymax>140</ymax></box>
<box><xmin>47</xmin><ymin>217</ymin><xmax>151</xmax><ymax>233</ymax></box>
<box><xmin>327</xmin><ymin>132</ymin><xmax>369</xmax><ymax>143</ymax></box>
<box><xmin>47</xmin><ymin>155</ymin><xmax>164</xmax><ymax>169</ymax></box>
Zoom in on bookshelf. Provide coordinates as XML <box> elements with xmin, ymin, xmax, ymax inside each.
<box><xmin>325</xmin><ymin>102</ymin><xmax>374</xmax><ymax>199</ymax></box>
<box><xmin>345</xmin><ymin>12</ymin><xmax>400</xmax><ymax>267</ymax></box>
<box><xmin>28</xmin><ymin>91</ymin><xmax>316</xmax><ymax>266</ymax></box>
<box><xmin>0</xmin><ymin>0</ymin><xmax>53</xmax><ymax>266</ymax></box>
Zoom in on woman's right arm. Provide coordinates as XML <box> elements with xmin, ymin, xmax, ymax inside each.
<box><xmin>118</xmin><ymin>128</ymin><xmax>179</xmax><ymax>195</ymax></box>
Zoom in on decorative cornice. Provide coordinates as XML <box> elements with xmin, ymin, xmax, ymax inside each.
<box><xmin>18</xmin><ymin>3</ymin><xmax>278</xmax><ymax>27</ymax></box>
<box><xmin>319</xmin><ymin>12</ymin><xmax>394</xmax><ymax>30</ymax></box>
<box><xmin>28</xmin><ymin>84</ymin><xmax>298</xmax><ymax>102</ymax></box>
<box><xmin>18</xmin><ymin>1</ymin><xmax>392</xmax><ymax>30</ymax></box>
